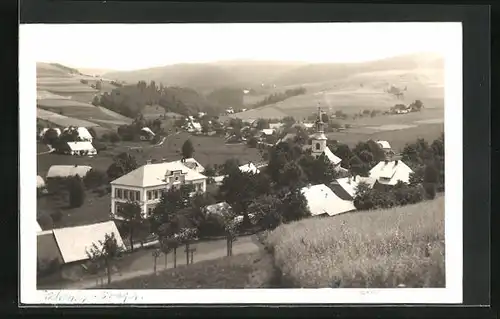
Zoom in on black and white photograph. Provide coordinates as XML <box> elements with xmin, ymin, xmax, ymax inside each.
<box><xmin>20</xmin><ymin>22</ymin><xmax>463</xmax><ymax>304</ymax></box>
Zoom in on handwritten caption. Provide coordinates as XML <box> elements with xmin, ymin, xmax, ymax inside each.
<box><xmin>43</xmin><ymin>290</ymin><xmax>143</xmax><ymax>304</ymax></box>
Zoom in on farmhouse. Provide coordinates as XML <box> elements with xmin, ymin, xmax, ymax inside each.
<box><xmin>140</xmin><ymin>127</ymin><xmax>155</xmax><ymax>141</ymax></box>
<box><xmin>37</xmin><ymin>221</ymin><xmax>125</xmax><ymax>277</ymax></box>
<box><xmin>46</xmin><ymin>165</ymin><xmax>92</xmax><ymax>179</ymax></box>
<box><xmin>110</xmin><ymin>160</ymin><xmax>208</xmax><ymax>218</ymax></box>
<box><xmin>63</xmin><ymin>126</ymin><xmax>94</xmax><ymax>142</ymax></box>
<box><xmin>331</xmin><ymin>175</ymin><xmax>377</xmax><ymax>200</ymax></box>
<box><xmin>300</xmin><ymin>184</ymin><xmax>356</xmax><ymax>217</ymax></box>
<box><xmin>63</xmin><ymin>141</ymin><xmax>97</xmax><ymax>156</ymax></box>
<box><xmin>239</xmin><ymin>162</ymin><xmax>260</xmax><ymax>175</ymax></box>
<box><xmin>260</xmin><ymin>128</ymin><xmax>275</xmax><ymax>137</ymax></box>
<box><xmin>204</xmin><ymin>202</ymin><xmax>232</xmax><ymax>216</ymax></box>
<box><xmin>369</xmin><ymin>159</ymin><xmax>414</xmax><ymax>187</ymax></box>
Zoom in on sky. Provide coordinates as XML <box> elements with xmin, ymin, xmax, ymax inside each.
<box><xmin>21</xmin><ymin>22</ymin><xmax>458</xmax><ymax>71</ymax></box>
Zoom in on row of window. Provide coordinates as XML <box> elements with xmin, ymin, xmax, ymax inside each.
<box><xmin>147</xmin><ymin>190</ymin><xmax>161</xmax><ymax>201</ymax></box>
<box><xmin>115</xmin><ymin>188</ymin><xmax>140</xmax><ymax>201</ymax></box>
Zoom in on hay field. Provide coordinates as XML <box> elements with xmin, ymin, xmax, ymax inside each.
<box><xmin>37</xmin><ymin>108</ymin><xmax>100</xmax><ymax>128</ymax></box>
<box><xmin>264</xmin><ymin>196</ymin><xmax>445</xmax><ymax>288</ymax></box>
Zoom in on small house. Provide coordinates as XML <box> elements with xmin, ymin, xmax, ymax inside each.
<box><xmin>300</xmin><ymin>184</ymin><xmax>356</xmax><ymax>217</ymax></box>
<box><xmin>369</xmin><ymin>159</ymin><xmax>414</xmax><ymax>187</ymax></box>
<box><xmin>140</xmin><ymin>127</ymin><xmax>156</xmax><ymax>141</ymax></box>
<box><xmin>239</xmin><ymin>162</ymin><xmax>260</xmax><ymax>175</ymax></box>
<box><xmin>46</xmin><ymin>165</ymin><xmax>92</xmax><ymax>179</ymax></box>
<box><xmin>64</xmin><ymin>141</ymin><xmax>97</xmax><ymax>156</ymax></box>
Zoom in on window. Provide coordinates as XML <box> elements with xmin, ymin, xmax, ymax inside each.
<box><xmin>175</xmin><ymin>176</ymin><xmax>179</xmax><ymax>181</ymax></box>
<box><xmin>315</xmin><ymin>143</ymin><xmax>320</xmax><ymax>150</ymax></box>
<box><xmin>147</xmin><ymin>191</ymin><xmax>152</xmax><ymax>200</ymax></box>
<box><xmin>148</xmin><ymin>208</ymin><xmax>153</xmax><ymax>216</ymax></box>
<box><xmin>117</xmin><ymin>188</ymin><xmax>122</xmax><ymax>199</ymax></box>
<box><xmin>154</xmin><ymin>190</ymin><xmax>159</xmax><ymax>199</ymax></box>
<box><xmin>135</xmin><ymin>191</ymin><xmax>140</xmax><ymax>201</ymax></box>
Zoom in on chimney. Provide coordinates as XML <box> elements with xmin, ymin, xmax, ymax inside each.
<box><xmin>395</xmin><ymin>160</ymin><xmax>399</xmax><ymax>165</ymax></box>
<box><xmin>348</xmin><ymin>176</ymin><xmax>351</xmax><ymax>184</ymax></box>
<box><xmin>384</xmin><ymin>159</ymin><xmax>388</xmax><ymax>164</ymax></box>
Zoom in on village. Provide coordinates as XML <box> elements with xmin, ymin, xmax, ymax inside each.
<box><xmin>36</xmin><ymin>102</ymin><xmax>444</xmax><ymax>289</ymax></box>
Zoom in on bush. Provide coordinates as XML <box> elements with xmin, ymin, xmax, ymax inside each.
<box><xmin>93</xmin><ymin>141</ymin><xmax>107</xmax><ymax>151</ymax></box>
<box><xmin>247</xmin><ymin>137</ymin><xmax>258</xmax><ymax>148</ymax></box>
<box><xmin>83</xmin><ymin>169</ymin><xmax>107</xmax><ymax>189</ymax></box>
<box><xmin>423</xmin><ymin>183</ymin><xmax>437</xmax><ymax>199</ymax></box>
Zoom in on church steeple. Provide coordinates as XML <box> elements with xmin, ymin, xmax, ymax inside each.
<box><xmin>316</xmin><ymin>104</ymin><xmax>325</xmax><ymax>133</ymax></box>
<box><xmin>311</xmin><ymin>103</ymin><xmax>327</xmax><ymax>158</ymax></box>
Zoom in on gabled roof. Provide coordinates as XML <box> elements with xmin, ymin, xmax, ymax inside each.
<box><xmin>52</xmin><ymin>221</ymin><xmax>126</xmax><ymax>264</ymax></box>
<box><xmin>141</xmin><ymin>127</ymin><xmax>155</xmax><ymax>136</ymax></box>
<box><xmin>239</xmin><ymin>162</ymin><xmax>260</xmax><ymax>175</ymax></box>
<box><xmin>67</xmin><ymin>141</ymin><xmax>96</xmax><ymax>152</ymax></box>
<box><xmin>213</xmin><ymin>175</ymin><xmax>226</xmax><ymax>184</ymax></box>
<box><xmin>110</xmin><ymin>161</ymin><xmax>207</xmax><ymax>187</ymax></box>
<box><xmin>376</xmin><ymin>140</ymin><xmax>391</xmax><ymax>149</ymax></box>
<box><xmin>172</xmin><ymin>158</ymin><xmax>205</xmax><ymax>173</ymax></box>
<box><xmin>300</xmin><ymin>184</ymin><xmax>356</xmax><ymax>217</ymax></box>
<box><xmin>323</xmin><ymin>146</ymin><xmax>342</xmax><ymax>165</ymax></box>
<box><xmin>369</xmin><ymin>160</ymin><xmax>414</xmax><ymax>185</ymax></box>
<box><xmin>335</xmin><ymin>176</ymin><xmax>377</xmax><ymax>199</ymax></box>
<box><xmin>46</xmin><ymin>165</ymin><xmax>92</xmax><ymax>179</ymax></box>
<box><xmin>204</xmin><ymin>202</ymin><xmax>232</xmax><ymax>216</ymax></box>
<box><xmin>77</xmin><ymin>127</ymin><xmax>93</xmax><ymax>140</ymax></box>
<box><xmin>260</xmin><ymin>128</ymin><xmax>275</xmax><ymax>136</ymax></box>
<box><xmin>37</xmin><ymin>175</ymin><xmax>45</xmax><ymax>188</ymax></box>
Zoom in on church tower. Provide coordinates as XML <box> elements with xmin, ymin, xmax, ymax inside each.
<box><xmin>311</xmin><ymin>105</ymin><xmax>328</xmax><ymax>159</ymax></box>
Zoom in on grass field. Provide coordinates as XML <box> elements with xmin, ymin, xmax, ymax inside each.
<box><xmin>37</xmin><ymin>108</ymin><xmax>101</xmax><ymax>128</ymax></box>
<box><xmin>37</xmin><ymin>192</ymin><xmax>112</xmax><ymax>228</ymax></box>
<box><xmin>105</xmin><ymin>251</ymin><xmax>273</xmax><ymax>289</ymax></box>
<box><xmin>264</xmin><ymin>196</ymin><xmax>445</xmax><ymax>288</ymax></box>
<box><xmin>37</xmin><ymin>99</ymin><xmax>96</xmax><ymax>108</ymax></box>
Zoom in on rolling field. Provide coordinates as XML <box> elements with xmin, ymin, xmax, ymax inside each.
<box><xmin>37</xmin><ymin>108</ymin><xmax>101</xmax><ymax>128</ymax></box>
<box><xmin>230</xmin><ymin>67</ymin><xmax>444</xmax><ymax>121</ymax></box>
<box><xmin>36</xmin><ymin>62</ymin><xmax>133</xmax><ymax>129</ymax></box>
<box><xmin>264</xmin><ymin>196</ymin><xmax>445</xmax><ymax>288</ymax></box>
<box><xmin>142</xmin><ymin>104</ymin><xmax>166</xmax><ymax>120</ymax></box>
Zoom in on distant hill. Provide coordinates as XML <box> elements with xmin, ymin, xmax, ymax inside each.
<box><xmin>103</xmin><ymin>53</ymin><xmax>443</xmax><ymax>92</ymax></box>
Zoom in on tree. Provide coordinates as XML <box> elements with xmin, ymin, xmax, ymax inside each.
<box><xmin>95</xmin><ymin>80</ymin><xmax>102</xmax><ymax>90</ymax></box>
<box><xmin>149</xmin><ymin>185</ymin><xmax>193</xmax><ymax>234</ymax></box>
<box><xmin>68</xmin><ymin>175</ymin><xmax>85</xmax><ymax>208</ymax></box>
<box><xmin>278</xmin><ymin>161</ymin><xmax>306</xmax><ymax>189</ymax></box>
<box><xmin>182</xmin><ymin>139</ymin><xmax>195</xmax><ymax>159</ymax></box>
<box><xmin>248</xmin><ymin>195</ymin><xmax>283</xmax><ymax>230</ymax></box>
<box><xmin>42</xmin><ymin>128</ymin><xmax>60</xmax><ymax>146</ymax></box>
<box><xmin>281</xmin><ymin>188</ymin><xmax>310</xmax><ymax>223</ymax></box>
<box><xmin>221</xmin><ymin>158</ymin><xmax>240</xmax><ymax>175</ymax></box>
<box><xmin>116</xmin><ymin>201</ymin><xmax>143</xmax><ymax>252</ymax></box>
<box><xmin>282</xmin><ymin>116</ymin><xmax>296</xmax><ymax>128</ymax></box>
<box><xmin>255</xmin><ymin>119</ymin><xmax>270</xmax><ymax>130</ymax></box>
<box><xmin>300</xmin><ymin>153</ymin><xmax>338</xmax><ymax>185</ymax></box>
<box><xmin>83</xmin><ymin>169</ymin><xmax>107</xmax><ymax>189</ymax></box>
<box><xmin>247</xmin><ymin>137</ymin><xmax>258</xmax><ymax>148</ymax></box>
<box><xmin>92</xmin><ymin>96</ymin><xmax>100</xmax><ymax>106</ymax></box>
<box><xmin>200</xmin><ymin>117</ymin><xmax>211</xmax><ymax>134</ymax></box>
<box><xmin>106</xmin><ymin>152</ymin><xmax>138</xmax><ymax>180</ymax></box>
<box><xmin>86</xmin><ymin>232</ymin><xmax>124</xmax><ymax>285</ymax></box>
<box><xmin>109</xmin><ymin>132</ymin><xmax>121</xmax><ymax>143</ymax></box>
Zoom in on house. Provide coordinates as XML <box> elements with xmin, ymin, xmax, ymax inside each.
<box><xmin>140</xmin><ymin>127</ymin><xmax>155</xmax><ymax>141</ymax></box>
<box><xmin>239</xmin><ymin>162</ymin><xmax>260</xmax><ymax>175</ymax></box>
<box><xmin>332</xmin><ymin>175</ymin><xmax>377</xmax><ymax>200</ymax></box>
<box><xmin>204</xmin><ymin>202</ymin><xmax>233</xmax><ymax>216</ymax></box>
<box><xmin>172</xmin><ymin>157</ymin><xmax>205</xmax><ymax>174</ymax></box>
<box><xmin>37</xmin><ymin>175</ymin><xmax>46</xmax><ymax>189</ymax></box>
<box><xmin>300</xmin><ymin>184</ymin><xmax>356</xmax><ymax>217</ymax></box>
<box><xmin>269</xmin><ymin>123</ymin><xmax>284</xmax><ymax>131</ymax></box>
<box><xmin>46</xmin><ymin>165</ymin><xmax>92</xmax><ymax>179</ymax></box>
<box><xmin>110</xmin><ymin>160</ymin><xmax>208</xmax><ymax>218</ymax></box>
<box><xmin>276</xmin><ymin>133</ymin><xmax>297</xmax><ymax>145</ymax></box>
<box><xmin>369</xmin><ymin>159</ymin><xmax>414</xmax><ymax>187</ymax></box>
<box><xmin>260</xmin><ymin>128</ymin><xmax>275</xmax><ymax>137</ymax></box>
<box><xmin>63</xmin><ymin>126</ymin><xmax>93</xmax><ymax>142</ymax></box>
<box><xmin>376</xmin><ymin>140</ymin><xmax>393</xmax><ymax>154</ymax></box>
<box><xmin>213</xmin><ymin>175</ymin><xmax>226</xmax><ymax>186</ymax></box>
<box><xmin>63</xmin><ymin>141</ymin><xmax>97</xmax><ymax>156</ymax></box>
<box><xmin>37</xmin><ymin>221</ymin><xmax>125</xmax><ymax>277</ymax></box>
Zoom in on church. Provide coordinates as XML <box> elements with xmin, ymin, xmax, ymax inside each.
<box><xmin>303</xmin><ymin>107</ymin><xmax>348</xmax><ymax>174</ymax></box>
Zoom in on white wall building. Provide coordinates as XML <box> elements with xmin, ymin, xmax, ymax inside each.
<box><xmin>110</xmin><ymin>160</ymin><xmax>208</xmax><ymax>218</ymax></box>
<box><xmin>369</xmin><ymin>160</ymin><xmax>414</xmax><ymax>186</ymax></box>
<box><xmin>65</xmin><ymin>141</ymin><xmax>97</xmax><ymax>156</ymax></box>
<box><xmin>301</xmin><ymin>184</ymin><xmax>356</xmax><ymax>217</ymax></box>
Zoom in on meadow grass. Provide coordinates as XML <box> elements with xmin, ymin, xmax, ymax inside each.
<box><xmin>264</xmin><ymin>196</ymin><xmax>445</xmax><ymax>288</ymax></box>
<box><xmin>105</xmin><ymin>252</ymin><xmax>274</xmax><ymax>289</ymax></box>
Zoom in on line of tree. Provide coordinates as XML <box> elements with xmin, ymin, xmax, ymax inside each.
<box><xmin>251</xmin><ymin>87</ymin><xmax>306</xmax><ymax>108</ymax></box>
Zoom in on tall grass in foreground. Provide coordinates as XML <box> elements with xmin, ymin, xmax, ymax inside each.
<box><xmin>265</xmin><ymin>197</ymin><xmax>445</xmax><ymax>288</ymax></box>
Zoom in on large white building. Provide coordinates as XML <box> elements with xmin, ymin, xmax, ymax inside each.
<box><xmin>110</xmin><ymin>159</ymin><xmax>208</xmax><ymax>218</ymax></box>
